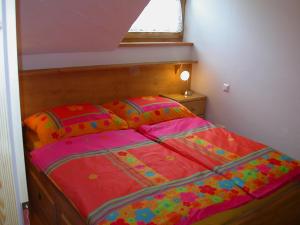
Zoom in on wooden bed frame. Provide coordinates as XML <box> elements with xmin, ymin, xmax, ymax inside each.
<box><xmin>20</xmin><ymin>63</ymin><xmax>300</xmax><ymax>225</ymax></box>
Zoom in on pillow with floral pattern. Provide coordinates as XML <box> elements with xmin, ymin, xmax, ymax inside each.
<box><xmin>23</xmin><ymin>103</ymin><xmax>128</xmax><ymax>146</ymax></box>
<box><xmin>102</xmin><ymin>96</ymin><xmax>195</xmax><ymax>129</ymax></box>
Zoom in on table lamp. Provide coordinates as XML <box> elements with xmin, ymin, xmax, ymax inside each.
<box><xmin>180</xmin><ymin>70</ymin><xmax>192</xmax><ymax>96</ymax></box>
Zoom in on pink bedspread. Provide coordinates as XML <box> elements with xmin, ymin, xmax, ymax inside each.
<box><xmin>139</xmin><ymin>117</ymin><xmax>300</xmax><ymax>198</ymax></box>
<box><xmin>30</xmin><ymin>129</ymin><xmax>252</xmax><ymax>225</ymax></box>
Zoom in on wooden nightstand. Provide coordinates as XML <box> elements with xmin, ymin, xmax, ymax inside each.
<box><xmin>160</xmin><ymin>93</ymin><xmax>207</xmax><ymax>118</ymax></box>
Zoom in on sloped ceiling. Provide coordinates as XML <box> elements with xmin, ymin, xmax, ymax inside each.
<box><xmin>18</xmin><ymin>0</ymin><xmax>150</xmax><ymax>54</ymax></box>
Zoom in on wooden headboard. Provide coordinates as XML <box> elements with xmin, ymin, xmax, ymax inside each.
<box><xmin>19</xmin><ymin>62</ymin><xmax>194</xmax><ymax>118</ymax></box>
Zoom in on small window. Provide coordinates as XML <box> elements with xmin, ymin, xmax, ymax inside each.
<box><xmin>123</xmin><ymin>0</ymin><xmax>186</xmax><ymax>42</ymax></box>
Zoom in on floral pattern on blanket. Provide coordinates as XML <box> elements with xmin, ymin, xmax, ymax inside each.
<box><xmin>218</xmin><ymin>150</ymin><xmax>300</xmax><ymax>197</ymax></box>
<box><xmin>139</xmin><ymin>117</ymin><xmax>300</xmax><ymax>199</ymax></box>
<box><xmin>99</xmin><ymin>174</ymin><xmax>250</xmax><ymax>225</ymax></box>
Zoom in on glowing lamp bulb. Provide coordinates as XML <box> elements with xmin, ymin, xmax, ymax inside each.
<box><xmin>180</xmin><ymin>71</ymin><xmax>190</xmax><ymax>81</ymax></box>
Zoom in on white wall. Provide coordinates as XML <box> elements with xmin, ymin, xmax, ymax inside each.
<box><xmin>21</xmin><ymin>45</ymin><xmax>194</xmax><ymax>70</ymax></box>
<box><xmin>185</xmin><ymin>0</ymin><xmax>300</xmax><ymax>159</ymax></box>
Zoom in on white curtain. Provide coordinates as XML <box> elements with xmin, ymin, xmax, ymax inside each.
<box><xmin>129</xmin><ymin>0</ymin><xmax>183</xmax><ymax>32</ymax></box>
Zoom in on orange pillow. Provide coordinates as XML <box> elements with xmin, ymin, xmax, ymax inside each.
<box><xmin>23</xmin><ymin>103</ymin><xmax>128</xmax><ymax>146</ymax></box>
<box><xmin>103</xmin><ymin>96</ymin><xmax>195</xmax><ymax>128</ymax></box>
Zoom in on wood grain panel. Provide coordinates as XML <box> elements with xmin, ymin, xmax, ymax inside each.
<box><xmin>28</xmin><ymin>170</ymin><xmax>56</xmax><ymax>225</ymax></box>
<box><xmin>19</xmin><ymin>63</ymin><xmax>192</xmax><ymax>118</ymax></box>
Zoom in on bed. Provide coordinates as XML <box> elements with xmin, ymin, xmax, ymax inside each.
<box><xmin>24</xmin><ymin>96</ymin><xmax>300</xmax><ymax>225</ymax></box>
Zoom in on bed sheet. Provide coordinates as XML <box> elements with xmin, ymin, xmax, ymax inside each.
<box><xmin>138</xmin><ymin>117</ymin><xmax>300</xmax><ymax>198</ymax></box>
<box><xmin>30</xmin><ymin>129</ymin><xmax>252</xmax><ymax>225</ymax></box>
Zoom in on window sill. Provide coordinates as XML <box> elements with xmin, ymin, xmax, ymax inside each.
<box><xmin>20</xmin><ymin>60</ymin><xmax>198</xmax><ymax>73</ymax></box>
<box><xmin>119</xmin><ymin>42</ymin><xmax>193</xmax><ymax>47</ymax></box>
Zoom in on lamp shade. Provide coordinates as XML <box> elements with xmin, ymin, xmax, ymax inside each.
<box><xmin>180</xmin><ymin>70</ymin><xmax>190</xmax><ymax>81</ymax></box>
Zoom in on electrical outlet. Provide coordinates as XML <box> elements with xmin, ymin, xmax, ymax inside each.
<box><xmin>223</xmin><ymin>83</ymin><xmax>230</xmax><ymax>92</ymax></box>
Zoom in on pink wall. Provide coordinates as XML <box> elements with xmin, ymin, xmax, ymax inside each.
<box><xmin>184</xmin><ymin>0</ymin><xmax>300</xmax><ymax>159</ymax></box>
<box><xmin>18</xmin><ymin>0</ymin><xmax>195</xmax><ymax>70</ymax></box>
<box><xmin>18</xmin><ymin>0</ymin><xmax>149</xmax><ymax>54</ymax></box>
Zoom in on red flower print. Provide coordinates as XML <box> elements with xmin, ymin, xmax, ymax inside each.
<box><xmin>113</xmin><ymin>100</ymin><xmax>120</xmax><ymax>105</ymax></box>
<box><xmin>191</xmin><ymin>202</ymin><xmax>201</xmax><ymax>208</ymax></box>
<box><xmin>227</xmin><ymin>191</ymin><xmax>237</xmax><ymax>199</ymax></box>
<box><xmin>254</xmin><ymin>179</ymin><xmax>265</xmax><ymax>187</ymax></box>
<box><xmin>183</xmin><ymin>202</ymin><xmax>191</xmax><ymax>207</ymax></box>
<box><xmin>199</xmin><ymin>185</ymin><xmax>216</xmax><ymax>195</ymax></box>
<box><xmin>51</xmin><ymin>132</ymin><xmax>59</xmax><ymax>139</ymax></box>
<box><xmin>138</xmin><ymin>222</ymin><xmax>157</xmax><ymax>225</ymax></box>
<box><xmin>146</xmin><ymin>223</ymin><xmax>157</xmax><ymax>225</ymax></box>
<box><xmin>236</xmin><ymin>166</ymin><xmax>244</xmax><ymax>171</ymax></box>
<box><xmin>180</xmin><ymin>192</ymin><xmax>197</xmax><ymax>202</ymax></box>
<box><xmin>78</xmin><ymin>124</ymin><xmax>85</xmax><ymax>129</ymax></box>
<box><xmin>243</xmin><ymin>186</ymin><xmax>250</xmax><ymax>193</ymax></box>
<box><xmin>230</xmin><ymin>189</ymin><xmax>239</xmax><ymax>195</ymax></box>
<box><xmin>67</xmin><ymin>105</ymin><xmax>83</xmax><ymax>111</ymax></box>
<box><xmin>268</xmin><ymin>173</ymin><xmax>277</xmax><ymax>182</ymax></box>
<box><xmin>154</xmin><ymin>110</ymin><xmax>161</xmax><ymax>116</ymax></box>
<box><xmin>257</xmin><ymin>164</ymin><xmax>271</xmax><ymax>174</ymax></box>
<box><xmin>137</xmin><ymin>221</ymin><xmax>157</xmax><ymax>225</ymax></box>
<box><xmin>103</xmin><ymin>120</ymin><xmax>110</xmax><ymax>126</ymax></box>
<box><xmin>214</xmin><ymin>176</ymin><xmax>224</xmax><ymax>181</ymax></box>
<box><xmin>206</xmin><ymin>144</ymin><xmax>213</xmax><ymax>149</ymax></box>
<box><xmin>268</xmin><ymin>158</ymin><xmax>282</xmax><ymax>166</ymax></box>
<box><xmin>133</xmin><ymin>117</ymin><xmax>140</xmax><ymax>122</ymax></box>
<box><xmin>65</xmin><ymin>126</ymin><xmax>72</xmax><ymax>133</ymax></box>
<box><xmin>111</xmin><ymin>219</ymin><xmax>129</xmax><ymax>225</ymax></box>
<box><xmin>167</xmin><ymin>212</ymin><xmax>181</xmax><ymax>224</ymax></box>
<box><xmin>135</xmin><ymin>165</ymin><xmax>145</xmax><ymax>170</ymax></box>
<box><xmin>41</xmin><ymin>116</ymin><xmax>47</xmax><ymax>121</ymax></box>
<box><xmin>132</xmin><ymin>201</ymin><xmax>144</xmax><ymax>209</ymax></box>
<box><xmin>118</xmin><ymin>151</ymin><xmax>128</xmax><ymax>156</ymax></box>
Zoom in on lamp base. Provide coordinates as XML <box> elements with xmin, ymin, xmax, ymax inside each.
<box><xmin>184</xmin><ymin>90</ymin><xmax>193</xmax><ymax>97</ymax></box>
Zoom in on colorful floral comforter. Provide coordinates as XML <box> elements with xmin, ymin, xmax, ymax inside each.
<box><xmin>31</xmin><ymin>129</ymin><xmax>252</xmax><ymax>225</ymax></box>
<box><xmin>138</xmin><ymin>117</ymin><xmax>300</xmax><ymax>198</ymax></box>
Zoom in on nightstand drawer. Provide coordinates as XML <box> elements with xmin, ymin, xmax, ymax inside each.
<box><xmin>29</xmin><ymin>170</ymin><xmax>56</xmax><ymax>225</ymax></box>
<box><xmin>160</xmin><ymin>93</ymin><xmax>207</xmax><ymax>118</ymax></box>
<box><xmin>181</xmin><ymin>100</ymin><xmax>205</xmax><ymax>116</ymax></box>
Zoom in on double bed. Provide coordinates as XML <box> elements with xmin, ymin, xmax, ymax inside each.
<box><xmin>23</xmin><ymin>96</ymin><xmax>300</xmax><ymax>225</ymax></box>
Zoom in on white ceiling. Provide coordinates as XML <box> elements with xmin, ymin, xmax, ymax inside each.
<box><xmin>18</xmin><ymin>0</ymin><xmax>150</xmax><ymax>54</ymax></box>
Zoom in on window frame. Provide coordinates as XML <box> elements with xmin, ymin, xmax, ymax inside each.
<box><xmin>122</xmin><ymin>0</ymin><xmax>186</xmax><ymax>42</ymax></box>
